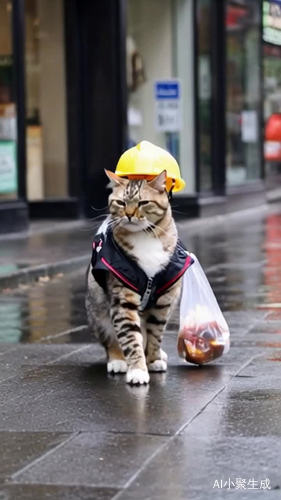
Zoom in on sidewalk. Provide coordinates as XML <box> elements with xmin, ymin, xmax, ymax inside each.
<box><xmin>0</xmin><ymin>204</ymin><xmax>281</xmax><ymax>499</ymax></box>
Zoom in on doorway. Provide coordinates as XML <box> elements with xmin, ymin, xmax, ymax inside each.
<box><xmin>225</xmin><ymin>0</ymin><xmax>262</xmax><ymax>187</ymax></box>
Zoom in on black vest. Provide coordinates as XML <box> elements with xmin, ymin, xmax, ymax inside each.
<box><xmin>91</xmin><ymin>229</ymin><xmax>193</xmax><ymax>311</ymax></box>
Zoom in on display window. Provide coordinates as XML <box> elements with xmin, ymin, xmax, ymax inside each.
<box><xmin>263</xmin><ymin>0</ymin><xmax>281</xmax><ymax>186</ymax></box>
<box><xmin>0</xmin><ymin>0</ymin><xmax>18</xmax><ymax>200</ymax></box>
<box><xmin>126</xmin><ymin>0</ymin><xmax>195</xmax><ymax>194</ymax></box>
<box><xmin>225</xmin><ymin>0</ymin><xmax>262</xmax><ymax>186</ymax></box>
<box><xmin>196</xmin><ymin>0</ymin><xmax>212</xmax><ymax>192</ymax></box>
<box><xmin>25</xmin><ymin>0</ymin><xmax>68</xmax><ymax>200</ymax></box>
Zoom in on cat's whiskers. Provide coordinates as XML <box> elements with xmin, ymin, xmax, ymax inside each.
<box><xmin>107</xmin><ymin>217</ymin><xmax>120</xmax><ymax>230</ymax></box>
<box><xmin>143</xmin><ymin>226</ymin><xmax>154</xmax><ymax>237</ymax></box>
<box><xmin>147</xmin><ymin>225</ymin><xmax>159</xmax><ymax>239</ymax></box>
<box><xmin>147</xmin><ymin>223</ymin><xmax>165</xmax><ymax>239</ymax></box>
<box><xmin>89</xmin><ymin>214</ymin><xmax>109</xmax><ymax>225</ymax></box>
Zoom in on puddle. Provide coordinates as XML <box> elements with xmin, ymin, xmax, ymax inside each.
<box><xmin>0</xmin><ymin>263</ymin><xmax>30</xmax><ymax>277</ymax></box>
<box><xmin>0</xmin><ymin>270</ymin><xmax>91</xmax><ymax>343</ymax></box>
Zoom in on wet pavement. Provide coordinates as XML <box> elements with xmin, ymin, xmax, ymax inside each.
<box><xmin>0</xmin><ymin>204</ymin><xmax>281</xmax><ymax>498</ymax></box>
<box><xmin>0</xmin><ymin>220</ymin><xmax>93</xmax><ymax>289</ymax></box>
<box><xmin>0</xmin><ymin>220</ymin><xmax>90</xmax><ymax>276</ymax></box>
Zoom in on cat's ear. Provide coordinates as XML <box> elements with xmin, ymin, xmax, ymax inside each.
<box><xmin>104</xmin><ymin>169</ymin><xmax>127</xmax><ymax>186</ymax></box>
<box><xmin>148</xmin><ymin>170</ymin><xmax>167</xmax><ymax>193</ymax></box>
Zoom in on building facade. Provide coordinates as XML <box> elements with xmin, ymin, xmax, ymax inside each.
<box><xmin>263</xmin><ymin>0</ymin><xmax>281</xmax><ymax>190</ymax></box>
<box><xmin>0</xmin><ymin>0</ymin><xmax>271</xmax><ymax>233</ymax></box>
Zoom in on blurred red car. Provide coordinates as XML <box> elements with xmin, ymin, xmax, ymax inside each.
<box><xmin>265</xmin><ymin>113</ymin><xmax>281</xmax><ymax>161</ymax></box>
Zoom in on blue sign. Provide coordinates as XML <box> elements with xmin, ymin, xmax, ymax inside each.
<box><xmin>155</xmin><ymin>80</ymin><xmax>180</xmax><ymax>100</ymax></box>
<box><xmin>154</xmin><ymin>80</ymin><xmax>182</xmax><ymax>132</ymax></box>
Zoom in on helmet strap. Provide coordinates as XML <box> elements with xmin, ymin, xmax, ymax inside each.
<box><xmin>168</xmin><ymin>179</ymin><xmax>175</xmax><ymax>201</ymax></box>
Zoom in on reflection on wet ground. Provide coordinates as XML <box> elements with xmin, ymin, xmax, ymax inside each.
<box><xmin>0</xmin><ymin>208</ymin><xmax>281</xmax><ymax>345</ymax></box>
<box><xmin>1</xmin><ymin>208</ymin><xmax>281</xmax><ymax>497</ymax></box>
<box><xmin>0</xmin><ymin>271</ymin><xmax>88</xmax><ymax>343</ymax></box>
<box><xmin>0</xmin><ymin>263</ymin><xmax>30</xmax><ymax>277</ymax></box>
<box><xmin>0</xmin><ymin>222</ymin><xmax>93</xmax><ymax>276</ymax></box>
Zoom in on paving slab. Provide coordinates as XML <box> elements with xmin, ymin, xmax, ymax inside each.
<box><xmin>118</xmin><ymin>436</ymin><xmax>281</xmax><ymax>499</ymax></box>
<box><xmin>0</xmin><ymin>484</ymin><xmax>118</xmax><ymax>500</ymax></box>
<box><xmin>0</xmin><ymin>432</ymin><xmax>70</xmax><ymax>479</ymax></box>
<box><xmin>0</xmin><ymin>344</ymin><xmax>18</xmax><ymax>355</ymax></box>
<box><xmin>0</xmin><ymin>361</ymin><xmax>232</xmax><ymax>434</ymax></box>
<box><xmin>178</xmin><ymin>378</ymin><xmax>281</xmax><ymax>438</ymax></box>
<box><xmin>0</xmin><ymin>343</ymin><xmax>104</xmax><ymax>382</ymax></box>
<box><xmin>12</xmin><ymin>431</ymin><xmax>167</xmax><ymax>488</ymax></box>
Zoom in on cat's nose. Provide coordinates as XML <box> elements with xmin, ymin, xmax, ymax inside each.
<box><xmin>125</xmin><ymin>209</ymin><xmax>135</xmax><ymax>221</ymax></box>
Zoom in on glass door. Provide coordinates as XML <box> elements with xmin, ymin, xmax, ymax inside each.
<box><xmin>126</xmin><ymin>0</ymin><xmax>195</xmax><ymax>194</ymax></box>
<box><xmin>196</xmin><ymin>0</ymin><xmax>213</xmax><ymax>192</ymax></box>
<box><xmin>225</xmin><ymin>0</ymin><xmax>262</xmax><ymax>186</ymax></box>
<box><xmin>25</xmin><ymin>0</ymin><xmax>68</xmax><ymax>200</ymax></box>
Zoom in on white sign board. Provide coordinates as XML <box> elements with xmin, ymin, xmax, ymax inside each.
<box><xmin>154</xmin><ymin>80</ymin><xmax>182</xmax><ymax>132</ymax></box>
<box><xmin>241</xmin><ymin>111</ymin><xmax>258</xmax><ymax>143</ymax></box>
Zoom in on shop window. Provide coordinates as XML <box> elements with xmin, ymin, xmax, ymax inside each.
<box><xmin>225</xmin><ymin>0</ymin><xmax>262</xmax><ymax>186</ymax></box>
<box><xmin>196</xmin><ymin>0</ymin><xmax>213</xmax><ymax>192</ymax></box>
<box><xmin>127</xmin><ymin>0</ymin><xmax>195</xmax><ymax>194</ymax></box>
<box><xmin>0</xmin><ymin>0</ymin><xmax>17</xmax><ymax>200</ymax></box>
<box><xmin>25</xmin><ymin>0</ymin><xmax>67</xmax><ymax>200</ymax></box>
<box><xmin>263</xmin><ymin>0</ymin><xmax>281</xmax><ymax>187</ymax></box>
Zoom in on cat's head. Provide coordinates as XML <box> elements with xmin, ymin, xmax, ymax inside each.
<box><xmin>105</xmin><ymin>170</ymin><xmax>170</xmax><ymax>232</ymax></box>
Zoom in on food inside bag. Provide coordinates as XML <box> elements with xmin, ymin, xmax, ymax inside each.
<box><xmin>177</xmin><ymin>253</ymin><xmax>230</xmax><ymax>365</ymax></box>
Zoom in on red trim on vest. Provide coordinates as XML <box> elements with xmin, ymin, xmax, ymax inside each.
<box><xmin>156</xmin><ymin>255</ymin><xmax>192</xmax><ymax>295</ymax></box>
<box><xmin>101</xmin><ymin>257</ymin><xmax>139</xmax><ymax>292</ymax></box>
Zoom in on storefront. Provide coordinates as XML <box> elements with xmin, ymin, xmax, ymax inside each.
<box><xmin>0</xmin><ymin>0</ymin><xmax>265</xmax><ymax>234</ymax></box>
<box><xmin>0</xmin><ymin>0</ymin><xmax>27</xmax><ymax>232</ymax></box>
<box><xmin>125</xmin><ymin>0</ymin><xmax>264</xmax><ymax>216</ymax></box>
<box><xmin>263</xmin><ymin>0</ymin><xmax>281</xmax><ymax>191</ymax></box>
<box><xmin>0</xmin><ymin>0</ymin><xmax>71</xmax><ymax>232</ymax></box>
<box><xmin>0</xmin><ymin>0</ymin><xmax>126</xmax><ymax>233</ymax></box>
<box><xmin>126</xmin><ymin>0</ymin><xmax>195</xmax><ymax>196</ymax></box>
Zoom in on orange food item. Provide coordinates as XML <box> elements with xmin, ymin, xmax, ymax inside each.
<box><xmin>177</xmin><ymin>321</ymin><xmax>225</xmax><ymax>365</ymax></box>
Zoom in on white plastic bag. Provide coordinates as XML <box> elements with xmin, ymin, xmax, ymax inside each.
<box><xmin>177</xmin><ymin>253</ymin><xmax>230</xmax><ymax>365</ymax></box>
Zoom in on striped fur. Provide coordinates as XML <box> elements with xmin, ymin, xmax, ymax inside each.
<box><xmin>85</xmin><ymin>171</ymin><xmax>181</xmax><ymax>384</ymax></box>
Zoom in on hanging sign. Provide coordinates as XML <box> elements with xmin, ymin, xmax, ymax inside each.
<box><xmin>263</xmin><ymin>1</ymin><xmax>281</xmax><ymax>46</ymax></box>
<box><xmin>0</xmin><ymin>140</ymin><xmax>17</xmax><ymax>193</ymax></box>
<box><xmin>154</xmin><ymin>79</ymin><xmax>182</xmax><ymax>132</ymax></box>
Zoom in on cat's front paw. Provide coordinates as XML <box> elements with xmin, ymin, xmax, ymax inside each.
<box><xmin>107</xmin><ymin>359</ymin><xmax>127</xmax><ymax>374</ymax></box>
<box><xmin>160</xmin><ymin>348</ymin><xmax>168</xmax><ymax>361</ymax></box>
<box><xmin>148</xmin><ymin>359</ymin><xmax>167</xmax><ymax>372</ymax></box>
<box><xmin>146</xmin><ymin>349</ymin><xmax>168</xmax><ymax>370</ymax></box>
<box><xmin>126</xmin><ymin>368</ymin><xmax>150</xmax><ymax>385</ymax></box>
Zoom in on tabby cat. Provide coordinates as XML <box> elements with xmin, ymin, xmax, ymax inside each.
<box><xmin>85</xmin><ymin>169</ymin><xmax>183</xmax><ymax>385</ymax></box>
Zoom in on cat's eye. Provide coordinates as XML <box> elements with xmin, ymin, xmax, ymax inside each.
<box><xmin>115</xmin><ymin>200</ymin><xmax>126</xmax><ymax>206</ymax></box>
<box><xmin>138</xmin><ymin>200</ymin><xmax>150</xmax><ymax>207</ymax></box>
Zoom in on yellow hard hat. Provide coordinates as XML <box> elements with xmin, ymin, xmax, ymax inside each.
<box><xmin>115</xmin><ymin>140</ymin><xmax>185</xmax><ymax>192</ymax></box>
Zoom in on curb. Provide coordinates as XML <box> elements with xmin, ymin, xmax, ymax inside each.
<box><xmin>0</xmin><ymin>219</ymin><xmax>89</xmax><ymax>241</ymax></box>
<box><xmin>0</xmin><ymin>255</ymin><xmax>89</xmax><ymax>290</ymax></box>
